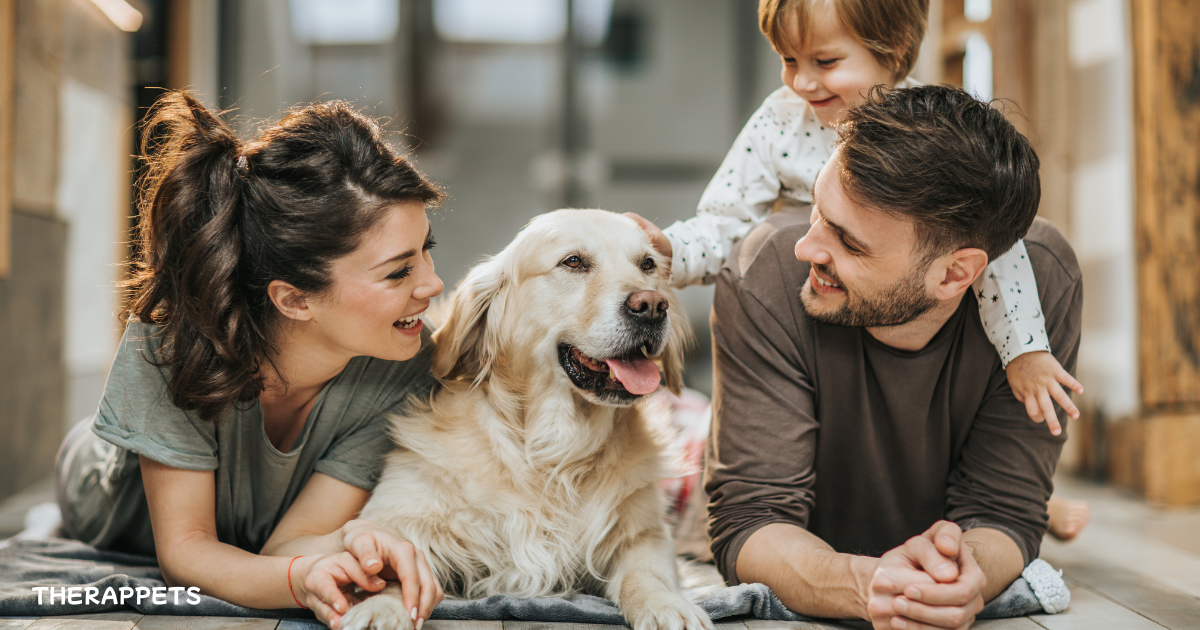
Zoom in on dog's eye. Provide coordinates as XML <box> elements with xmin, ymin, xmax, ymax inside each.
<box><xmin>561</xmin><ymin>255</ymin><xmax>584</xmax><ymax>269</ymax></box>
<box><xmin>640</xmin><ymin>257</ymin><xmax>656</xmax><ymax>272</ymax></box>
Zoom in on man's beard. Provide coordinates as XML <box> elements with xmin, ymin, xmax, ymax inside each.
<box><xmin>800</xmin><ymin>262</ymin><xmax>938</xmax><ymax>328</ymax></box>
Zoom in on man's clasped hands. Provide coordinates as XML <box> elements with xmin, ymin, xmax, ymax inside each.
<box><xmin>867</xmin><ymin>521</ymin><xmax>987</xmax><ymax>630</ymax></box>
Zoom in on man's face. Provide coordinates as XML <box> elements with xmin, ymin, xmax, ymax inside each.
<box><xmin>794</xmin><ymin>152</ymin><xmax>938</xmax><ymax>327</ymax></box>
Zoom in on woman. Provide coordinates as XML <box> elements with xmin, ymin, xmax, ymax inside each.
<box><xmin>55</xmin><ymin>92</ymin><xmax>444</xmax><ymax>629</ymax></box>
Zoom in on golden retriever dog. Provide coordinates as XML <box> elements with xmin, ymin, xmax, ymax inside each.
<box><xmin>339</xmin><ymin>210</ymin><xmax>713</xmax><ymax>630</ymax></box>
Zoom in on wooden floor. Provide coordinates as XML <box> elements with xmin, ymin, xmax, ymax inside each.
<box><xmin>3</xmin><ymin>475</ymin><xmax>1199</xmax><ymax>630</ymax></box>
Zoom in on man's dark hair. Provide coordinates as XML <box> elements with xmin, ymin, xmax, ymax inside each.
<box><xmin>835</xmin><ymin>85</ymin><xmax>1040</xmax><ymax>262</ymax></box>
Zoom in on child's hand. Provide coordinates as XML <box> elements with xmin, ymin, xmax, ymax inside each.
<box><xmin>623</xmin><ymin>212</ymin><xmax>673</xmax><ymax>267</ymax></box>
<box><xmin>1005</xmin><ymin>351</ymin><xmax>1084</xmax><ymax>436</ymax></box>
<box><xmin>339</xmin><ymin>519</ymin><xmax>444</xmax><ymax>626</ymax></box>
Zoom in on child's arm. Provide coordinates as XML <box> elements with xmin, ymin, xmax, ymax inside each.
<box><xmin>661</xmin><ymin>99</ymin><xmax>803</xmax><ymax>287</ymax></box>
<box><xmin>975</xmin><ymin>241</ymin><xmax>1083</xmax><ymax>435</ymax></box>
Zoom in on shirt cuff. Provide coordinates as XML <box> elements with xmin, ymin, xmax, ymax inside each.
<box><xmin>91</xmin><ymin>423</ymin><xmax>218</xmax><ymax>471</ymax></box>
<box><xmin>957</xmin><ymin>518</ymin><xmax>1036</xmax><ymax>566</ymax></box>
<box><xmin>715</xmin><ymin>518</ymin><xmax>794</xmax><ymax>586</ymax></box>
<box><xmin>1001</xmin><ymin>319</ymin><xmax>1053</xmax><ymax>366</ymax></box>
<box><xmin>664</xmin><ymin>223</ymin><xmax>694</xmax><ymax>288</ymax></box>
<box><xmin>315</xmin><ymin>459</ymin><xmax>380</xmax><ymax>491</ymax></box>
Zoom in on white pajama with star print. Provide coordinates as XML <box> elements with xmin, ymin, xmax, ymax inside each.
<box><xmin>663</xmin><ymin>82</ymin><xmax>1051</xmax><ymax>365</ymax></box>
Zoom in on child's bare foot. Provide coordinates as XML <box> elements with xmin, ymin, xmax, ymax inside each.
<box><xmin>1047</xmin><ymin>497</ymin><xmax>1090</xmax><ymax>541</ymax></box>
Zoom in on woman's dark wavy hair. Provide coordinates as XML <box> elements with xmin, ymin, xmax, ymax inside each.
<box><xmin>835</xmin><ymin>84</ymin><xmax>1040</xmax><ymax>263</ymax></box>
<box><xmin>126</xmin><ymin>92</ymin><xmax>444</xmax><ymax>422</ymax></box>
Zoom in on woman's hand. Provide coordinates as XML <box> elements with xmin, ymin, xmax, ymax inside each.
<box><xmin>340</xmin><ymin>519</ymin><xmax>444</xmax><ymax>626</ymax></box>
<box><xmin>294</xmin><ymin>552</ymin><xmax>387</xmax><ymax>629</ymax></box>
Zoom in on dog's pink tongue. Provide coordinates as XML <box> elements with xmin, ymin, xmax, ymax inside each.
<box><xmin>605</xmin><ymin>357</ymin><xmax>661</xmax><ymax>395</ymax></box>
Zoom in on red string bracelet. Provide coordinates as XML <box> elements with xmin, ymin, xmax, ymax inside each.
<box><xmin>288</xmin><ymin>555</ymin><xmax>308</xmax><ymax>609</ymax></box>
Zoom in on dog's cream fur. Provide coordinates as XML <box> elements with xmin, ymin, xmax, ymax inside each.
<box><xmin>340</xmin><ymin>210</ymin><xmax>712</xmax><ymax>630</ymax></box>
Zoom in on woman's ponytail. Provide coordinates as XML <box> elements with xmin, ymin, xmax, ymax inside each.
<box><xmin>127</xmin><ymin>92</ymin><xmax>266</xmax><ymax>421</ymax></box>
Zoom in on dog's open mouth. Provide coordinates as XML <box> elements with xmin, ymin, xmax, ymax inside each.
<box><xmin>558</xmin><ymin>343</ymin><xmax>661</xmax><ymax>401</ymax></box>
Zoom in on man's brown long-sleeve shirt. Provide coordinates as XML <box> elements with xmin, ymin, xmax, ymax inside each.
<box><xmin>705</xmin><ymin>214</ymin><xmax>1082</xmax><ymax>584</ymax></box>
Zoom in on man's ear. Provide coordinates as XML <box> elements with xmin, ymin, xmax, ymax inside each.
<box><xmin>268</xmin><ymin>279</ymin><xmax>314</xmax><ymax>321</ymax></box>
<box><xmin>930</xmin><ymin>248</ymin><xmax>989</xmax><ymax>300</ymax></box>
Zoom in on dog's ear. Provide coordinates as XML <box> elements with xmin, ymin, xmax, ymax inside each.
<box><xmin>660</xmin><ymin>290</ymin><xmax>694</xmax><ymax>396</ymax></box>
<box><xmin>431</xmin><ymin>257</ymin><xmax>508</xmax><ymax>383</ymax></box>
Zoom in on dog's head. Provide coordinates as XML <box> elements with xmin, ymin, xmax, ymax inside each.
<box><xmin>431</xmin><ymin>209</ymin><xmax>692</xmax><ymax>405</ymax></box>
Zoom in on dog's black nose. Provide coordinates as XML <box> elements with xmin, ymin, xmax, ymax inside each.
<box><xmin>626</xmin><ymin>290</ymin><xmax>668</xmax><ymax>323</ymax></box>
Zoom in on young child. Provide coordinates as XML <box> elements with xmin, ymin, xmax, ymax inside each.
<box><xmin>631</xmin><ymin>0</ymin><xmax>1084</xmax><ymax>435</ymax></box>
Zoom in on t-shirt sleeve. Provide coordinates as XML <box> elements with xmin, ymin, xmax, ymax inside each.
<box><xmin>663</xmin><ymin>91</ymin><xmax>787</xmax><ymax>288</ymax></box>
<box><xmin>314</xmin><ymin>333</ymin><xmax>438</xmax><ymax>491</ymax></box>
<box><xmin>972</xmin><ymin>240</ymin><xmax>1052</xmax><ymax>366</ymax></box>
<box><xmin>92</xmin><ymin>322</ymin><xmax>219</xmax><ymax>471</ymax></box>
<box><xmin>705</xmin><ymin>218</ymin><xmax>819</xmax><ymax>584</ymax></box>
<box><xmin>945</xmin><ymin>220</ymin><xmax>1083</xmax><ymax>564</ymax></box>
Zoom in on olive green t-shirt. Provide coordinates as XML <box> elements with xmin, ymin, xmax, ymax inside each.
<box><xmin>59</xmin><ymin>321</ymin><xmax>437</xmax><ymax>556</ymax></box>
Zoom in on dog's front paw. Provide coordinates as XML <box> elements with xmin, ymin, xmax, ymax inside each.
<box><xmin>623</xmin><ymin>590</ymin><xmax>714</xmax><ymax>630</ymax></box>
<box><xmin>339</xmin><ymin>593</ymin><xmax>414</xmax><ymax>630</ymax></box>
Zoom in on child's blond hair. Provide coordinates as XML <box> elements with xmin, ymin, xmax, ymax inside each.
<box><xmin>759</xmin><ymin>0</ymin><xmax>929</xmax><ymax>81</ymax></box>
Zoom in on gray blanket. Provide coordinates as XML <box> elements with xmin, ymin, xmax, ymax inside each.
<box><xmin>0</xmin><ymin>539</ymin><xmax>1064</xmax><ymax>623</ymax></box>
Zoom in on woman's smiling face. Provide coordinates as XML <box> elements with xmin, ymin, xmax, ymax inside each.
<box><xmin>777</xmin><ymin>4</ymin><xmax>898</xmax><ymax>127</ymax></box>
<box><xmin>304</xmin><ymin>201</ymin><xmax>444</xmax><ymax>363</ymax></box>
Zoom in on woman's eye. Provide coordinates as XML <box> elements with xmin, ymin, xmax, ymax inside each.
<box><xmin>561</xmin><ymin>255</ymin><xmax>584</xmax><ymax>269</ymax></box>
<box><xmin>424</xmin><ymin>234</ymin><xmax>437</xmax><ymax>251</ymax></box>
<box><xmin>387</xmin><ymin>265</ymin><xmax>413</xmax><ymax>280</ymax></box>
<box><xmin>816</xmin><ymin>58</ymin><xmax>838</xmax><ymax>67</ymax></box>
<box><xmin>782</xmin><ymin>57</ymin><xmax>796</xmax><ymax>65</ymax></box>
<box><xmin>640</xmin><ymin>257</ymin><xmax>656</xmax><ymax>272</ymax></box>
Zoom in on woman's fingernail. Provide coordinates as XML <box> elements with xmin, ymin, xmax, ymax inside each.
<box><xmin>416</xmin><ymin>618</ymin><xmax>425</xmax><ymax>630</ymax></box>
<box><xmin>366</xmin><ymin>559</ymin><xmax>381</xmax><ymax>569</ymax></box>
<box><xmin>411</xmin><ymin>607</ymin><xmax>418</xmax><ymax>621</ymax></box>
<box><xmin>893</xmin><ymin>617</ymin><xmax>908</xmax><ymax>629</ymax></box>
<box><xmin>336</xmin><ymin>601</ymin><xmax>345</xmax><ymax>613</ymax></box>
<box><xmin>904</xmin><ymin>586</ymin><xmax>920</xmax><ymax>599</ymax></box>
<box><xmin>372</xmin><ymin>577</ymin><xmax>386</xmax><ymax>586</ymax></box>
<box><xmin>894</xmin><ymin>597</ymin><xmax>908</xmax><ymax>613</ymax></box>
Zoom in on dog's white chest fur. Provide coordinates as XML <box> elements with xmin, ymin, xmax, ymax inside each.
<box><xmin>344</xmin><ymin>210</ymin><xmax>711</xmax><ymax>630</ymax></box>
<box><xmin>360</xmin><ymin>389</ymin><xmax>668</xmax><ymax>599</ymax></box>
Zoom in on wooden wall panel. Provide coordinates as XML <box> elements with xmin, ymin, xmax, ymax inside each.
<box><xmin>1144</xmin><ymin>414</ymin><xmax>1200</xmax><ymax>504</ymax></box>
<box><xmin>938</xmin><ymin>0</ymin><xmax>1072</xmax><ymax>230</ymax></box>
<box><xmin>1029</xmin><ymin>0</ymin><xmax>1070</xmax><ymax>233</ymax></box>
<box><xmin>990</xmin><ymin>0</ymin><xmax>1035</xmax><ymax>137</ymax></box>
<box><xmin>167</xmin><ymin>0</ymin><xmax>190</xmax><ymax>90</ymax></box>
<box><xmin>1131</xmin><ymin>0</ymin><xmax>1200</xmax><ymax>410</ymax></box>
<box><xmin>0</xmin><ymin>0</ymin><xmax>13</xmax><ymax>278</ymax></box>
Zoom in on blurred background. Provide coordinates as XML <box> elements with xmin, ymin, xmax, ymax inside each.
<box><xmin>0</xmin><ymin>0</ymin><xmax>1197</xmax><ymax>512</ymax></box>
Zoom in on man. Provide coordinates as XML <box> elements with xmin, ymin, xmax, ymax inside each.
<box><xmin>705</xmin><ymin>85</ymin><xmax>1081</xmax><ymax>630</ymax></box>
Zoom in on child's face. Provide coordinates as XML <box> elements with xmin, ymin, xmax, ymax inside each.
<box><xmin>777</xmin><ymin>5</ymin><xmax>898</xmax><ymax>127</ymax></box>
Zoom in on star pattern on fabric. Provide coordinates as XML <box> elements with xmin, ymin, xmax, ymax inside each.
<box><xmin>668</xmin><ymin>84</ymin><xmax>1049</xmax><ymax>368</ymax></box>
